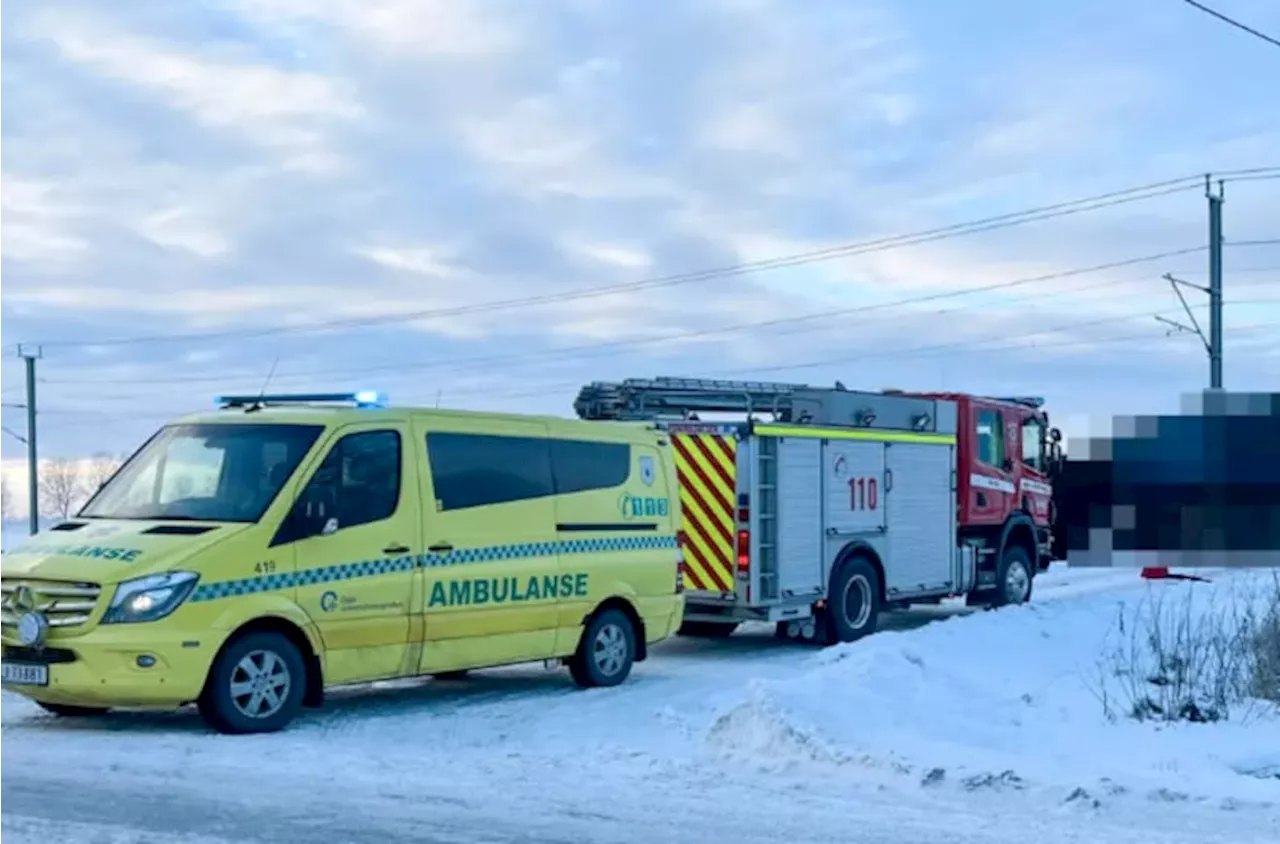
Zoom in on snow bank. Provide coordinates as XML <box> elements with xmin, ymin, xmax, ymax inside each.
<box><xmin>706</xmin><ymin>569</ymin><xmax>1280</xmax><ymax>804</ymax></box>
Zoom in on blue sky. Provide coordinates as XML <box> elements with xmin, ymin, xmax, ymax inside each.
<box><xmin>2</xmin><ymin>0</ymin><xmax>1277</xmax><ymax>464</ymax></box>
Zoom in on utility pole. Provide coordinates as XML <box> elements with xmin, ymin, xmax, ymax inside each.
<box><xmin>1207</xmin><ymin>177</ymin><xmax>1224</xmax><ymax>389</ymax></box>
<box><xmin>1144</xmin><ymin>178</ymin><xmax>1226</xmax><ymax>584</ymax></box>
<box><xmin>17</xmin><ymin>344</ymin><xmax>42</xmax><ymax>535</ymax></box>
<box><xmin>1154</xmin><ymin>176</ymin><xmax>1226</xmax><ymax>389</ymax></box>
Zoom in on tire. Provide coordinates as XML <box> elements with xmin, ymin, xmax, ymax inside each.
<box><xmin>824</xmin><ymin>555</ymin><xmax>882</xmax><ymax>645</ymax></box>
<box><xmin>991</xmin><ymin>545</ymin><xmax>1034</xmax><ymax>608</ymax></box>
<box><xmin>677</xmin><ymin>620</ymin><xmax>739</xmax><ymax>639</ymax></box>
<box><xmin>37</xmin><ymin>701</ymin><xmax>108</xmax><ymax>717</ymax></box>
<box><xmin>569</xmin><ymin>608</ymin><xmax>637</xmax><ymax>689</ymax></box>
<box><xmin>198</xmin><ymin>631</ymin><xmax>307</xmax><ymax>735</ymax></box>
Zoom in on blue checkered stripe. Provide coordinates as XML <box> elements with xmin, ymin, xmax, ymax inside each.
<box><xmin>190</xmin><ymin>534</ymin><xmax>679</xmax><ymax>603</ymax></box>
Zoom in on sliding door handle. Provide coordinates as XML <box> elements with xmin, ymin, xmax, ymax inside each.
<box><xmin>428</xmin><ymin>543</ymin><xmax>454</xmax><ymax>553</ymax></box>
<box><xmin>383</xmin><ymin>543</ymin><xmax>411</xmax><ymax>554</ymax></box>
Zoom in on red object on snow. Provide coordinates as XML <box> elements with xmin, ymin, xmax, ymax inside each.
<box><xmin>1141</xmin><ymin>566</ymin><xmax>1211</xmax><ymax>583</ymax></box>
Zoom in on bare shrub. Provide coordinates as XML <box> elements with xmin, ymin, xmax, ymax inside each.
<box><xmin>1093</xmin><ymin>575</ymin><xmax>1280</xmax><ymax>724</ymax></box>
<box><xmin>1252</xmin><ymin>579</ymin><xmax>1280</xmax><ymax>704</ymax></box>
<box><xmin>38</xmin><ymin>457</ymin><xmax>87</xmax><ymax>521</ymax></box>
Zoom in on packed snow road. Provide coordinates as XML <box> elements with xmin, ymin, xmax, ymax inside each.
<box><xmin>2</xmin><ymin>567</ymin><xmax>1277</xmax><ymax>844</ymax></box>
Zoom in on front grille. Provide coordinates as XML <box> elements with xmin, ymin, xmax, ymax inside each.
<box><xmin>2</xmin><ymin>644</ymin><xmax>77</xmax><ymax>664</ymax></box>
<box><xmin>1</xmin><ymin>578</ymin><xmax>103</xmax><ymax>630</ymax></box>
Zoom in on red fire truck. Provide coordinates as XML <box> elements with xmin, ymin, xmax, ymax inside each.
<box><xmin>574</xmin><ymin>377</ymin><xmax>1064</xmax><ymax>645</ymax></box>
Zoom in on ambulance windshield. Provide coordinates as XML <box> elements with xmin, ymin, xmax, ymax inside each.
<box><xmin>80</xmin><ymin>423</ymin><xmax>323</xmax><ymax>523</ymax></box>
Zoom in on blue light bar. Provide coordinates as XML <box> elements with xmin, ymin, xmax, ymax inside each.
<box><xmin>215</xmin><ymin>391</ymin><xmax>389</xmax><ymax>409</ymax></box>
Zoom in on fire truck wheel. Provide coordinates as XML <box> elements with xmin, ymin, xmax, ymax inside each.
<box><xmin>825</xmin><ymin>556</ymin><xmax>882</xmax><ymax>645</ymax></box>
<box><xmin>677</xmin><ymin>621</ymin><xmax>739</xmax><ymax>638</ymax></box>
<box><xmin>993</xmin><ymin>546</ymin><xmax>1034</xmax><ymax>607</ymax></box>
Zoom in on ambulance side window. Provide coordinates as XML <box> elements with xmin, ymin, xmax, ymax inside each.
<box><xmin>549</xmin><ymin>440</ymin><xmax>630</xmax><ymax>495</ymax></box>
<box><xmin>306</xmin><ymin>430</ymin><xmax>402</xmax><ymax>530</ymax></box>
<box><xmin>426</xmin><ymin>433</ymin><xmax>554</xmax><ymax>511</ymax></box>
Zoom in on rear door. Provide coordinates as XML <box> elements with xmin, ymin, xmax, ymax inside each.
<box><xmin>413</xmin><ymin>418</ymin><xmax>561</xmax><ymax>672</ymax></box>
<box><xmin>546</xmin><ymin>432</ymin><xmax>675</xmax><ymax>649</ymax></box>
<box><xmin>666</xmin><ymin>424</ymin><xmax>739</xmax><ymax>596</ymax></box>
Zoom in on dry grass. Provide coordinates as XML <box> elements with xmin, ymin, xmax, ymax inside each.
<box><xmin>1093</xmin><ymin>574</ymin><xmax>1280</xmax><ymax>724</ymax></box>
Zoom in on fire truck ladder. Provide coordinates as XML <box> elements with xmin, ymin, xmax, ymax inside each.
<box><xmin>573</xmin><ymin>376</ymin><xmax>841</xmax><ymax>422</ymax></box>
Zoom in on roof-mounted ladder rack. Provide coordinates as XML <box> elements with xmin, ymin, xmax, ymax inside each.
<box><xmin>573</xmin><ymin>376</ymin><xmax>847</xmax><ymax>422</ymax></box>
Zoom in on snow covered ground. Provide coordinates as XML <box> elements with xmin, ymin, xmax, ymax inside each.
<box><xmin>2</xmin><ymin>565</ymin><xmax>1278</xmax><ymax>843</ymax></box>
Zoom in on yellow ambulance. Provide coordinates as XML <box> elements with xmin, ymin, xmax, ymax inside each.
<box><xmin>0</xmin><ymin>392</ymin><xmax>686</xmax><ymax>733</ymax></box>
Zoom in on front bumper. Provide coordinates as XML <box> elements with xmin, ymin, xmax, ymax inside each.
<box><xmin>1</xmin><ymin>625</ymin><xmax>219</xmax><ymax>708</ymax></box>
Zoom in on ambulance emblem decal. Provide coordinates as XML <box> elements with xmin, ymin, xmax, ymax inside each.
<box><xmin>639</xmin><ymin>456</ymin><xmax>655</xmax><ymax>486</ymax></box>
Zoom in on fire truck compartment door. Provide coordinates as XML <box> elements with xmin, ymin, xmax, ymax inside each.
<box><xmin>775</xmin><ymin>437</ymin><xmax>825</xmax><ymax>599</ymax></box>
<box><xmin>882</xmin><ymin>442</ymin><xmax>956</xmax><ymax>596</ymax></box>
<box><xmin>824</xmin><ymin>440</ymin><xmax>887</xmax><ymax>535</ymax></box>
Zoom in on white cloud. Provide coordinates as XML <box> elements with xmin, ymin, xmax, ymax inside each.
<box><xmin>1</xmin><ymin>176</ymin><xmax>92</xmax><ymax>266</ymax></box>
<box><xmin>30</xmin><ymin>15</ymin><xmax>361</xmax><ymax>173</ymax></box>
<box><xmin>222</xmin><ymin>0</ymin><xmax>528</xmax><ymax>59</ymax></box>
<box><xmin>357</xmin><ymin>246</ymin><xmax>456</xmax><ymax>278</ymax></box>
<box><xmin>135</xmin><ymin>207</ymin><xmax>233</xmax><ymax>259</ymax></box>
<box><xmin>2</xmin><ymin>0</ymin><xmax>1277</xmax><ymax>462</ymax></box>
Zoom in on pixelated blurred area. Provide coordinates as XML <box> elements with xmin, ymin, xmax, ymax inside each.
<box><xmin>1056</xmin><ymin>391</ymin><xmax>1280</xmax><ymax>568</ymax></box>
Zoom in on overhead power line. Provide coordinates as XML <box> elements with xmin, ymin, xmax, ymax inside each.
<box><xmin>19</xmin><ymin>174</ymin><xmax>1238</xmax><ymax>351</ymax></box>
<box><xmin>36</xmin><ymin>297</ymin><xmax>1280</xmax><ymax>415</ymax></box>
<box><xmin>40</xmin><ymin>239</ymin><xmax>1280</xmax><ymax>389</ymax></box>
<box><xmin>40</xmin><ymin>245</ymin><xmax>1216</xmax><ymax>387</ymax></box>
<box><xmin>1181</xmin><ymin>0</ymin><xmax>1280</xmax><ymax>49</ymax></box>
<box><xmin>417</xmin><ymin>318</ymin><xmax>1280</xmax><ymax>407</ymax></box>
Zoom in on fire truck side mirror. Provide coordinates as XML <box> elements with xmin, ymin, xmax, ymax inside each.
<box><xmin>1049</xmin><ymin>427</ymin><xmax>1062</xmax><ymax>443</ymax></box>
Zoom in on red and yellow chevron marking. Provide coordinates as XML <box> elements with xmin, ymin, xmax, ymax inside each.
<box><xmin>670</xmin><ymin>433</ymin><xmax>737</xmax><ymax>593</ymax></box>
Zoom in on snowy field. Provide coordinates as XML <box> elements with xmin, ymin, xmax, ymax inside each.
<box><xmin>3</xmin><ymin>565</ymin><xmax>1278</xmax><ymax>844</ymax></box>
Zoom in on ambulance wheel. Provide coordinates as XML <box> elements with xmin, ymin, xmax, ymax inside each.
<box><xmin>825</xmin><ymin>556</ymin><xmax>882</xmax><ymax>645</ymax></box>
<box><xmin>677</xmin><ymin>621</ymin><xmax>739</xmax><ymax>639</ymax></box>
<box><xmin>570</xmin><ymin>608</ymin><xmax>636</xmax><ymax>688</ymax></box>
<box><xmin>992</xmin><ymin>546</ymin><xmax>1034</xmax><ymax>608</ymax></box>
<box><xmin>37</xmin><ymin>702</ymin><xmax>108</xmax><ymax>717</ymax></box>
<box><xmin>199</xmin><ymin>631</ymin><xmax>306</xmax><ymax>735</ymax></box>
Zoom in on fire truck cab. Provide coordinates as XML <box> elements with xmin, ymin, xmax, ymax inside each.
<box><xmin>575</xmin><ymin>377</ymin><xmax>1063</xmax><ymax>646</ymax></box>
<box><xmin>906</xmin><ymin>391</ymin><xmax>1063</xmax><ymax>575</ymax></box>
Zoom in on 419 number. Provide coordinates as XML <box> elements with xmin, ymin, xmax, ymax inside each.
<box><xmin>849</xmin><ymin>476</ymin><xmax>878</xmax><ymax>511</ymax></box>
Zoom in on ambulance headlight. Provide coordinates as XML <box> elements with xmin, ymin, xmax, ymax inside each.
<box><xmin>103</xmin><ymin>572</ymin><xmax>200</xmax><ymax>624</ymax></box>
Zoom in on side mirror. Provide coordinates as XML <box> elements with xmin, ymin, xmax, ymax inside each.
<box><xmin>1049</xmin><ymin>427</ymin><xmax>1062</xmax><ymax>443</ymax></box>
<box><xmin>320</xmin><ymin>516</ymin><xmax>339</xmax><ymax>536</ymax></box>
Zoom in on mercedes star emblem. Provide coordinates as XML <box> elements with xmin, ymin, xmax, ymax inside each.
<box><xmin>11</xmin><ymin>585</ymin><xmax>37</xmax><ymax>613</ymax></box>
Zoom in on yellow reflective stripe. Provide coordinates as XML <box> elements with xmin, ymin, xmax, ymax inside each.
<box><xmin>754</xmin><ymin>424</ymin><xmax>955</xmax><ymax>446</ymax></box>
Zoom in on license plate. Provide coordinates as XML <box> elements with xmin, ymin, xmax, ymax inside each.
<box><xmin>1</xmin><ymin>661</ymin><xmax>49</xmax><ymax>686</ymax></box>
